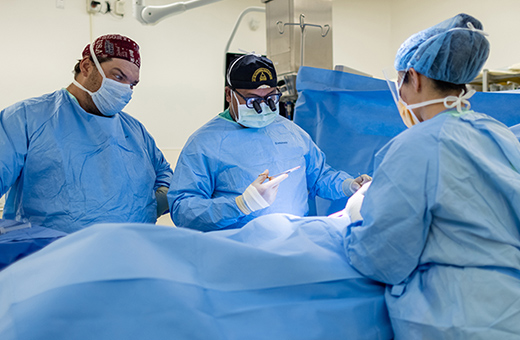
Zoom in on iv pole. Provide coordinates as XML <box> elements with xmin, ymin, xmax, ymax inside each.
<box><xmin>276</xmin><ymin>14</ymin><xmax>330</xmax><ymax>67</ymax></box>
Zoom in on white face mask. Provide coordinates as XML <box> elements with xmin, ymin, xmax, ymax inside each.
<box><xmin>232</xmin><ymin>91</ymin><xmax>278</xmax><ymax>128</ymax></box>
<box><xmin>394</xmin><ymin>72</ymin><xmax>476</xmax><ymax>128</ymax></box>
<box><xmin>73</xmin><ymin>44</ymin><xmax>133</xmax><ymax>117</ymax></box>
<box><xmin>403</xmin><ymin>88</ymin><xmax>476</xmax><ymax>113</ymax></box>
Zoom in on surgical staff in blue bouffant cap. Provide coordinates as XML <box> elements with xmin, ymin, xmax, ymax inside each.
<box><xmin>390</xmin><ymin>13</ymin><xmax>490</xmax><ymax>127</ymax></box>
<box><xmin>344</xmin><ymin>13</ymin><xmax>520</xmax><ymax>339</ymax></box>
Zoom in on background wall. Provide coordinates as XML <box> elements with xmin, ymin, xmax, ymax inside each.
<box><xmin>1</xmin><ymin>0</ymin><xmax>519</xmax><ymax>225</ymax></box>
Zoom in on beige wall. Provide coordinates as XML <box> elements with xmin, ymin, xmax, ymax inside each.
<box><xmin>333</xmin><ymin>0</ymin><xmax>394</xmax><ymax>78</ymax></box>
<box><xmin>0</xmin><ymin>0</ymin><xmax>267</xmax><ymax>152</ymax></box>
<box><xmin>3</xmin><ymin>1</ymin><xmax>518</xmax><ymax>155</ymax></box>
<box><xmin>389</xmin><ymin>0</ymin><xmax>520</xmax><ymax>76</ymax></box>
<box><xmin>332</xmin><ymin>0</ymin><xmax>520</xmax><ymax>79</ymax></box>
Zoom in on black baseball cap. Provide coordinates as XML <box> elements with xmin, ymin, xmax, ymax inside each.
<box><xmin>226</xmin><ymin>54</ymin><xmax>277</xmax><ymax>89</ymax></box>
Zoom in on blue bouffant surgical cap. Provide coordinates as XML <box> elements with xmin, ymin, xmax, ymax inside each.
<box><xmin>395</xmin><ymin>13</ymin><xmax>490</xmax><ymax>84</ymax></box>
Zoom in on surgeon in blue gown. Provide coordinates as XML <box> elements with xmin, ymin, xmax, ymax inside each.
<box><xmin>345</xmin><ymin>14</ymin><xmax>520</xmax><ymax>338</ymax></box>
<box><xmin>0</xmin><ymin>34</ymin><xmax>172</xmax><ymax>233</ymax></box>
<box><xmin>169</xmin><ymin>54</ymin><xmax>371</xmax><ymax>232</ymax></box>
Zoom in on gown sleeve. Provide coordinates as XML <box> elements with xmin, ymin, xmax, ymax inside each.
<box><xmin>303</xmin><ymin>132</ymin><xmax>351</xmax><ymax>200</ymax></box>
<box><xmin>168</xmin><ymin>138</ymin><xmax>243</xmax><ymax>232</ymax></box>
<box><xmin>0</xmin><ymin>103</ymin><xmax>29</xmax><ymax>196</ymax></box>
<box><xmin>345</xmin><ymin>129</ymin><xmax>439</xmax><ymax>285</ymax></box>
<box><xmin>143</xmin><ymin>127</ymin><xmax>173</xmax><ymax>190</ymax></box>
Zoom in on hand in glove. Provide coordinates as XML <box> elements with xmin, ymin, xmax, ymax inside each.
<box><xmin>343</xmin><ymin>174</ymin><xmax>372</xmax><ymax>196</ymax></box>
<box><xmin>330</xmin><ymin>181</ymin><xmax>372</xmax><ymax>222</ymax></box>
<box><xmin>236</xmin><ymin>170</ymin><xmax>288</xmax><ymax>214</ymax></box>
<box><xmin>345</xmin><ymin>181</ymin><xmax>372</xmax><ymax>222</ymax></box>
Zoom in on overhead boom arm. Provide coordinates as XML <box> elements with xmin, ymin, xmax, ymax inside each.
<box><xmin>134</xmin><ymin>0</ymin><xmax>223</xmax><ymax>25</ymax></box>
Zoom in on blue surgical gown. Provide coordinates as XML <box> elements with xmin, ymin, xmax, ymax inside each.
<box><xmin>345</xmin><ymin>109</ymin><xmax>520</xmax><ymax>338</ymax></box>
<box><xmin>168</xmin><ymin>110</ymin><xmax>351</xmax><ymax>231</ymax></box>
<box><xmin>0</xmin><ymin>89</ymin><xmax>173</xmax><ymax>233</ymax></box>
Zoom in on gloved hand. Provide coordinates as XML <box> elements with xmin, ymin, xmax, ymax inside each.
<box><xmin>345</xmin><ymin>181</ymin><xmax>372</xmax><ymax>222</ymax></box>
<box><xmin>342</xmin><ymin>174</ymin><xmax>372</xmax><ymax>196</ymax></box>
<box><xmin>155</xmin><ymin>186</ymin><xmax>170</xmax><ymax>218</ymax></box>
<box><xmin>236</xmin><ymin>170</ymin><xmax>288</xmax><ymax>214</ymax></box>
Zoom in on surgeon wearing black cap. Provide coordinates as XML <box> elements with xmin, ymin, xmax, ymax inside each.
<box><xmin>168</xmin><ymin>54</ymin><xmax>370</xmax><ymax>232</ymax></box>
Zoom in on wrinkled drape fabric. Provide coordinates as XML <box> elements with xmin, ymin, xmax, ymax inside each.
<box><xmin>0</xmin><ymin>216</ymin><xmax>392</xmax><ymax>340</ymax></box>
<box><xmin>0</xmin><ymin>219</ymin><xmax>65</xmax><ymax>270</ymax></box>
<box><xmin>511</xmin><ymin>123</ymin><xmax>520</xmax><ymax>141</ymax></box>
<box><xmin>294</xmin><ymin>67</ymin><xmax>405</xmax><ymax>215</ymax></box>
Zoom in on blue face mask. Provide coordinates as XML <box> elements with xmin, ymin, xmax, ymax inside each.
<box><xmin>233</xmin><ymin>92</ymin><xmax>278</xmax><ymax>128</ymax></box>
<box><xmin>72</xmin><ymin>44</ymin><xmax>133</xmax><ymax>117</ymax></box>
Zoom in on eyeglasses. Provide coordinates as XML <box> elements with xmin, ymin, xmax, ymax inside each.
<box><xmin>233</xmin><ymin>89</ymin><xmax>282</xmax><ymax>113</ymax></box>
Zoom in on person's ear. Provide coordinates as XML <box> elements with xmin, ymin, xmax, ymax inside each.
<box><xmin>226</xmin><ymin>87</ymin><xmax>239</xmax><ymax>121</ymax></box>
<box><xmin>408</xmin><ymin>68</ymin><xmax>422</xmax><ymax>92</ymax></box>
<box><xmin>79</xmin><ymin>57</ymin><xmax>94</xmax><ymax>78</ymax></box>
<box><xmin>225</xmin><ymin>87</ymin><xmax>232</xmax><ymax>103</ymax></box>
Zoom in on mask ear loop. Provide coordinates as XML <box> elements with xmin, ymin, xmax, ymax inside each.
<box><xmin>71</xmin><ymin>43</ymin><xmax>104</xmax><ymax>96</ymax></box>
<box><xmin>231</xmin><ymin>90</ymin><xmax>241</xmax><ymax>121</ymax></box>
<box><xmin>88</xmin><ymin>43</ymin><xmax>110</xmax><ymax>87</ymax></box>
<box><xmin>443</xmin><ymin>89</ymin><xmax>476</xmax><ymax>112</ymax></box>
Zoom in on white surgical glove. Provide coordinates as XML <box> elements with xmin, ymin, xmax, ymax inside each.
<box><xmin>236</xmin><ymin>170</ymin><xmax>288</xmax><ymax>214</ymax></box>
<box><xmin>345</xmin><ymin>181</ymin><xmax>371</xmax><ymax>222</ymax></box>
<box><xmin>342</xmin><ymin>174</ymin><xmax>372</xmax><ymax>196</ymax></box>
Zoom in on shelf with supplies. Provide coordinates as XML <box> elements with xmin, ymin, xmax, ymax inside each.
<box><xmin>469</xmin><ymin>67</ymin><xmax>520</xmax><ymax>92</ymax></box>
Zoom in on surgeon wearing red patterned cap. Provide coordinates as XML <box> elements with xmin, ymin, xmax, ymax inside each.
<box><xmin>70</xmin><ymin>34</ymin><xmax>141</xmax><ymax>117</ymax></box>
<box><xmin>0</xmin><ymin>34</ymin><xmax>173</xmax><ymax>233</ymax></box>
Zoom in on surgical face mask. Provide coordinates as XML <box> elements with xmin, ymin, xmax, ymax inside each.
<box><xmin>232</xmin><ymin>91</ymin><xmax>278</xmax><ymax>128</ymax></box>
<box><xmin>399</xmin><ymin>80</ymin><xmax>476</xmax><ymax>127</ymax></box>
<box><xmin>385</xmin><ymin>70</ymin><xmax>475</xmax><ymax>128</ymax></box>
<box><xmin>397</xmin><ymin>100</ymin><xmax>420</xmax><ymax>128</ymax></box>
<box><xmin>403</xmin><ymin>88</ymin><xmax>476</xmax><ymax>114</ymax></box>
<box><xmin>72</xmin><ymin>44</ymin><xmax>133</xmax><ymax>117</ymax></box>
<box><xmin>395</xmin><ymin>74</ymin><xmax>420</xmax><ymax>128</ymax></box>
<box><xmin>384</xmin><ymin>69</ymin><xmax>420</xmax><ymax>128</ymax></box>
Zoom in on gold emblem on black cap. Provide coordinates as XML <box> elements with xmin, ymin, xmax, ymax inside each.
<box><xmin>252</xmin><ymin>68</ymin><xmax>273</xmax><ymax>82</ymax></box>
